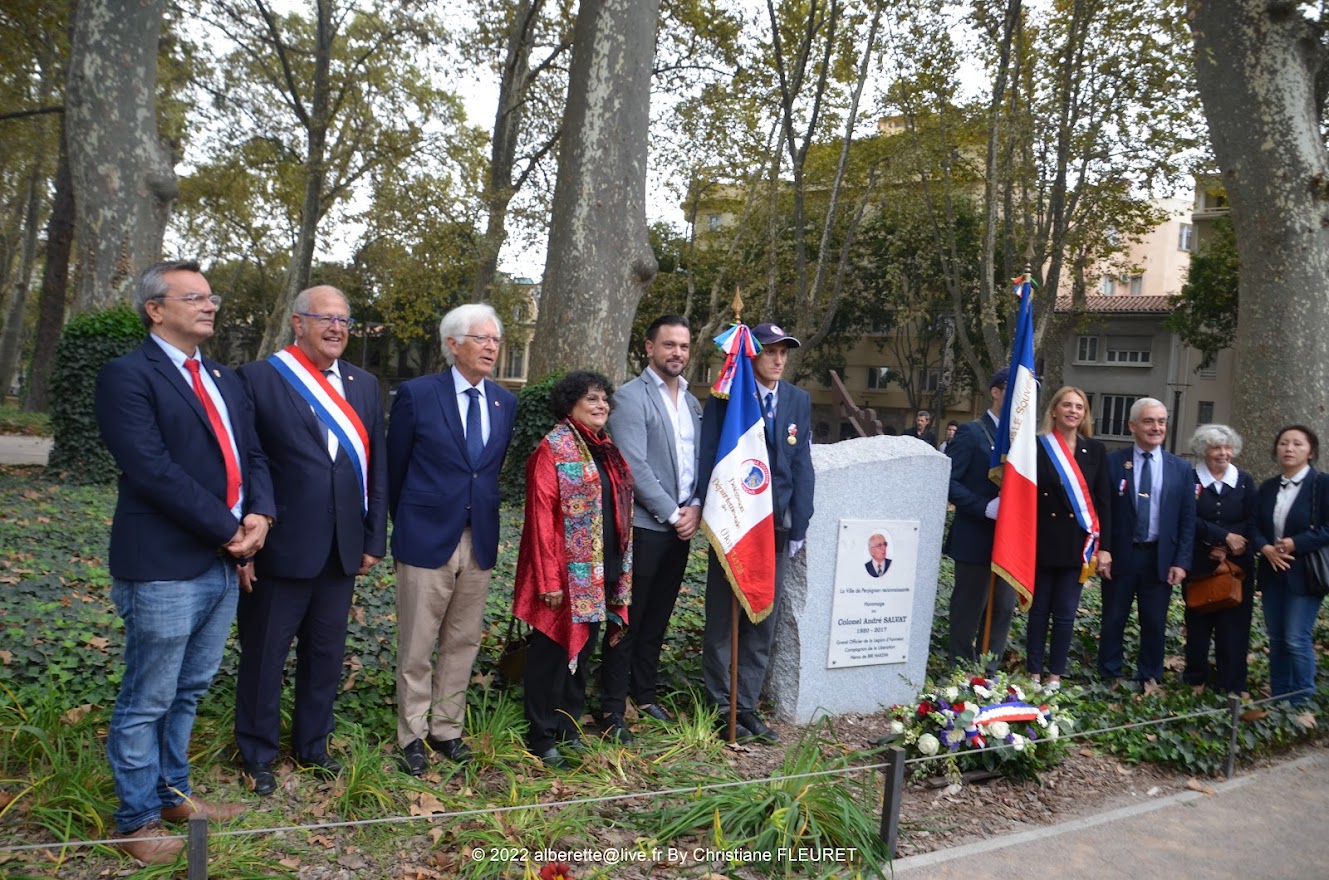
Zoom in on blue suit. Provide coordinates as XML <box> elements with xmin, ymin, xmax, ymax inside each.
<box><xmin>696</xmin><ymin>379</ymin><xmax>815</xmax><ymax>712</ymax></box>
<box><xmin>233</xmin><ymin>357</ymin><xmax>388</xmax><ymax>765</ymax></box>
<box><xmin>1097</xmin><ymin>446</ymin><xmax>1196</xmax><ymax>682</ymax></box>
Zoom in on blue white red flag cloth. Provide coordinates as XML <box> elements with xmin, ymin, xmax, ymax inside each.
<box><xmin>1039</xmin><ymin>432</ymin><xmax>1100</xmax><ymax>583</ymax></box>
<box><xmin>268</xmin><ymin>345</ymin><xmax>370</xmax><ymax>513</ymax></box>
<box><xmin>702</xmin><ymin>324</ymin><xmax>777</xmax><ymax>623</ymax></box>
<box><xmin>990</xmin><ymin>277</ymin><xmax>1038</xmax><ymax>611</ymax></box>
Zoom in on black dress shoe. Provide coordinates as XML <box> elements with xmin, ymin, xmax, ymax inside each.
<box><xmin>242</xmin><ymin>761</ymin><xmax>276</xmax><ymax>795</ymax></box>
<box><xmin>638</xmin><ymin>703</ymin><xmax>675</xmax><ymax>723</ymax></box>
<box><xmin>538</xmin><ymin>747</ymin><xmax>569</xmax><ymax>770</ymax></box>
<box><xmin>426</xmin><ymin>736</ymin><xmax>473</xmax><ymax>764</ymax></box>
<box><xmin>399</xmin><ymin>739</ymin><xmax>427</xmax><ymax>776</ymax></box>
<box><xmin>714</xmin><ymin>717</ymin><xmax>755</xmax><ymax>743</ymax></box>
<box><xmin>561</xmin><ymin>736</ymin><xmax>589</xmax><ymax>754</ymax></box>
<box><xmin>295</xmin><ymin>754</ymin><xmax>342</xmax><ymax>777</ymax></box>
<box><xmin>601</xmin><ymin>713</ymin><xmax>634</xmax><ymax>744</ymax></box>
<box><xmin>738</xmin><ymin>711</ymin><xmax>780</xmax><ymax>744</ymax></box>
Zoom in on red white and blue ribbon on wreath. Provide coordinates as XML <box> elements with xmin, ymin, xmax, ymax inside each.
<box><xmin>1038</xmin><ymin>431</ymin><xmax>1100</xmax><ymax>583</ymax></box>
<box><xmin>268</xmin><ymin>345</ymin><xmax>370</xmax><ymax>513</ymax></box>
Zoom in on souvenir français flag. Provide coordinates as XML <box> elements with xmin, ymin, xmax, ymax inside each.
<box><xmin>701</xmin><ymin>324</ymin><xmax>777</xmax><ymax>623</ymax></box>
<box><xmin>989</xmin><ymin>276</ymin><xmax>1038</xmax><ymax>611</ymax></box>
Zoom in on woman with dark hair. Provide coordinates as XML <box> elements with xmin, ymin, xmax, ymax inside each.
<box><xmin>1252</xmin><ymin>425</ymin><xmax>1329</xmax><ymax>704</ymax></box>
<box><xmin>513</xmin><ymin>371</ymin><xmax>634</xmax><ymax>768</ymax></box>
<box><xmin>1026</xmin><ymin>386</ymin><xmax>1111</xmax><ymax>692</ymax></box>
<box><xmin>1183</xmin><ymin>424</ymin><xmax>1257</xmax><ymax>695</ymax></box>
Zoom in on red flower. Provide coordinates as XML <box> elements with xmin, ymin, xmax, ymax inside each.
<box><xmin>952</xmin><ymin>701</ymin><xmax>967</xmax><ymax>714</ymax></box>
<box><xmin>917</xmin><ymin>701</ymin><xmax>933</xmax><ymax>716</ymax></box>
<box><xmin>970</xmin><ymin>676</ymin><xmax>988</xmax><ymax>686</ymax></box>
<box><xmin>540</xmin><ymin>863</ymin><xmax>575</xmax><ymax>880</ymax></box>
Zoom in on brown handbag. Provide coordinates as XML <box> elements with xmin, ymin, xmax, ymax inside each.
<box><xmin>1185</xmin><ymin>559</ymin><xmax>1244</xmax><ymax>613</ymax></box>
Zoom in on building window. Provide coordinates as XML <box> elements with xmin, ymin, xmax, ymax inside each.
<box><xmin>1178</xmin><ymin>223</ymin><xmax>1194</xmax><ymax>252</ymax></box>
<box><xmin>1098</xmin><ymin>394</ymin><xmax>1138</xmax><ymax>438</ymax></box>
<box><xmin>501</xmin><ymin>344</ymin><xmax>526</xmax><ymax>380</ymax></box>
<box><xmin>866</xmin><ymin>366</ymin><xmax>890</xmax><ymax>389</ymax></box>
<box><xmin>512</xmin><ymin>304</ymin><xmax>526</xmax><ymax>322</ymax></box>
<box><xmin>919</xmin><ymin>368</ymin><xmax>941</xmax><ymax>393</ymax></box>
<box><xmin>1105</xmin><ymin>336</ymin><xmax>1152</xmax><ymax>365</ymax></box>
<box><xmin>707</xmin><ymin>213</ymin><xmax>722</xmax><ymax>232</ymax></box>
<box><xmin>1076</xmin><ymin>336</ymin><xmax>1099</xmax><ymax>363</ymax></box>
<box><xmin>1197</xmin><ymin>401</ymin><xmax>1214</xmax><ymax>424</ymax></box>
<box><xmin>1198</xmin><ymin>364</ymin><xmax>1217</xmax><ymax>379</ymax></box>
<box><xmin>1129</xmin><ymin>274</ymin><xmax>1143</xmax><ymax>296</ymax></box>
<box><xmin>1100</xmin><ymin>277</ymin><xmax>1115</xmax><ymax>296</ymax></box>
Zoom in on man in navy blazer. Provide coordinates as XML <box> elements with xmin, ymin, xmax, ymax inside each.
<box><xmin>388</xmin><ymin>303</ymin><xmax>517</xmax><ymax>774</ymax></box>
<box><xmin>944</xmin><ymin>368</ymin><xmax>1013</xmax><ymax>673</ymax></box>
<box><xmin>95</xmin><ymin>261</ymin><xmax>273</xmax><ymax>864</ymax></box>
<box><xmin>696</xmin><ymin>322</ymin><xmax>815</xmax><ymax>745</ymax></box>
<box><xmin>233</xmin><ymin>286</ymin><xmax>388</xmax><ymax>795</ymax></box>
<box><xmin>1097</xmin><ymin>397</ymin><xmax>1196</xmax><ymax>685</ymax></box>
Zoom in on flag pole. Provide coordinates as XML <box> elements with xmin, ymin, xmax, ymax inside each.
<box><xmin>727</xmin><ymin>287</ymin><xmax>744</xmax><ymax>745</ymax></box>
<box><xmin>981</xmin><ymin>571</ymin><xmax>996</xmax><ymax>657</ymax></box>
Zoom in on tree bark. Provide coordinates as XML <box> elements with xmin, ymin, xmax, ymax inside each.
<box><xmin>529</xmin><ymin>0</ymin><xmax>659</xmax><ymax>383</ymax></box>
<box><xmin>0</xmin><ymin>159</ymin><xmax>45</xmax><ymax>397</ymax></box>
<box><xmin>65</xmin><ymin>0</ymin><xmax>176</xmax><ymax>311</ymax></box>
<box><xmin>25</xmin><ymin>132</ymin><xmax>75</xmax><ymax>413</ymax></box>
<box><xmin>1190</xmin><ymin>0</ymin><xmax>1329</xmax><ymax>472</ymax></box>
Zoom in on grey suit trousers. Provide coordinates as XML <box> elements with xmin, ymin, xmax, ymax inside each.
<box><xmin>702</xmin><ymin>533</ymin><xmax>788</xmax><ymax>711</ymax></box>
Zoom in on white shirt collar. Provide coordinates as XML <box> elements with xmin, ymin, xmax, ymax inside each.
<box><xmin>646</xmin><ymin>365</ymin><xmax>688</xmax><ymax>393</ymax></box>
<box><xmin>451</xmin><ymin>365</ymin><xmax>484</xmax><ymax>397</ymax></box>
<box><xmin>1198</xmin><ymin>463</ymin><xmax>1238</xmax><ymax>490</ymax></box>
<box><xmin>1282</xmin><ymin>464</ymin><xmax>1312</xmax><ymax>487</ymax></box>
<box><xmin>149</xmin><ymin>331</ymin><xmax>199</xmax><ymax>366</ymax></box>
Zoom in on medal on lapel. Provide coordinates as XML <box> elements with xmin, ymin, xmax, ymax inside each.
<box><xmin>787</xmin><ymin>424</ymin><xmax>798</xmax><ymax>446</ymax></box>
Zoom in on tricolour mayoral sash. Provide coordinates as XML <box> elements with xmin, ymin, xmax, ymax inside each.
<box><xmin>268</xmin><ymin>346</ymin><xmax>370</xmax><ymax>513</ymax></box>
<box><xmin>1039</xmin><ymin>432</ymin><xmax>1100</xmax><ymax>583</ymax></box>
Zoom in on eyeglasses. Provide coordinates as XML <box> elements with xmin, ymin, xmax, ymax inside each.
<box><xmin>155</xmin><ymin>293</ymin><xmax>222</xmax><ymax>308</ymax></box>
<box><xmin>461</xmin><ymin>334</ymin><xmax>503</xmax><ymax>347</ymax></box>
<box><xmin>298</xmin><ymin>313</ymin><xmax>356</xmax><ymax>328</ymax></box>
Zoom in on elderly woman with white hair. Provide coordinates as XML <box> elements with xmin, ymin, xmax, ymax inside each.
<box><xmin>1183</xmin><ymin>424</ymin><xmax>1257</xmax><ymax>695</ymax></box>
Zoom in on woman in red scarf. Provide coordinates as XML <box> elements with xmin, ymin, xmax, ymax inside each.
<box><xmin>514</xmin><ymin>371</ymin><xmax>634</xmax><ymax>769</ymax></box>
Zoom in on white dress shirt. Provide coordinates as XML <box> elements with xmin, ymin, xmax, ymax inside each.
<box><xmin>1273</xmin><ymin>465</ymin><xmax>1312</xmax><ymax>540</ymax></box>
<box><xmin>452</xmin><ymin>365</ymin><xmax>489</xmax><ymax>446</ymax></box>
<box><xmin>647</xmin><ymin>366</ymin><xmax>697</xmax><ymax>506</ymax></box>
<box><xmin>1132</xmin><ymin>444</ymin><xmax>1164</xmax><ymax>542</ymax></box>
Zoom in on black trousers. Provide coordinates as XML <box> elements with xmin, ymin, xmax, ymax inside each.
<box><xmin>1183</xmin><ymin>577</ymin><xmax>1255</xmax><ymax>692</ymax></box>
<box><xmin>600</xmin><ymin>527</ymin><xmax>691</xmax><ymax>715</ymax></box>
<box><xmin>234</xmin><ymin>556</ymin><xmax>355</xmax><ymax>764</ymax></box>
<box><xmin>948</xmin><ymin>560</ymin><xmax>1015</xmax><ymax>674</ymax></box>
<box><xmin>1026</xmin><ymin>566</ymin><xmax>1085</xmax><ymax>676</ymax></box>
<box><xmin>525</xmin><ymin>623</ymin><xmax>599</xmax><ymax>754</ymax></box>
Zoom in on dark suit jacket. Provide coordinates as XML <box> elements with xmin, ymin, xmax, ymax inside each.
<box><xmin>1191</xmin><ymin>467</ymin><xmax>1257</xmax><ymax>579</ymax></box>
<box><xmin>1035</xmin><ymin>434</ymin><xmax>1112</xmax><ymax>568</ymax></box>
<box><xmin>697</xmin><ymin>379</ymin><xmax>814</xmax><ymax>542</ymax></box>
<box><xmin>239</xmin><ymin>358</ymin><xmax>388</xmax><ymax>579</ymax></box>
<box><xmin>96</xmin><ymin>337</ymin><xmax>274</xmax><ymax>581</ymax></box>
<box><xmin>1105</xmin><ymin>446</ymin><xmax>1196</xmax><ymax>581</ymax></box>
<box><xmin>865</xmin><ymin>558</ymin><xmax>891</xmax><ymax>577</ymax></box>
<box><xmin>1252</xmin><ymin>469</ymin><xmax>1329</xmax><ymax>596</ymax></box>
<box><xmin>386</xmin><ymin>371</ymin><xmax>517</xmax><ymax>570</ymax></box>
<box><xmin>944</xmin><ymin>413</ymin><xmax>999</xmax><ymax>565</ymax></box>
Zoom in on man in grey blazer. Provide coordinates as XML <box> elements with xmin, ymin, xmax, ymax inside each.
<box><xmin>601</xmin><ymin>315</ymin><xmax>702</xmax><ymax>740</ymax></box>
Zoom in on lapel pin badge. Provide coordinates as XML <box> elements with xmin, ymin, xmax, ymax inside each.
<box><xmin>787</xmin><ymin>424</ymin><xmax>798</xmax><ymax>445</ymax></box>
<box><xmin>1123</xmin><ymin>461</ymin><xmax>1133</xmax><ymax>470</ymax></box>
<box><xmin>211</xmin><ymin>369</ymin><xmax>221</xmax><ymax>378</ymax></box>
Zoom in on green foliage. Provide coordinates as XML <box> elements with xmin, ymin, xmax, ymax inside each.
<box><xmin>46</xmin><ymin>305</ymin><xmax>145</xmax><ymax>482</ymax></box>
<box><xmin>0</xmin><ymin>404</ymin><xmax>50</xmax><ymax>436</ymax></box>
<box><xmin>499</xmin><ymin>371</ymin><xmax>563</xmax><ymax>503</ymax></box>
<box><xmin>1167</xmin><ymin>215</ymin><xmax>1239</xmax><ymax>370</ymax></box>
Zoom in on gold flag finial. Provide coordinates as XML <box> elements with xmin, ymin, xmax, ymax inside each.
<box><xmin>731</xmin><ymin>287</ymin><xmax>744</xmax><ymax>323</ymax></box>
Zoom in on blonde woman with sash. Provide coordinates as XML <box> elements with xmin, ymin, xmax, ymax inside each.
<box><xmin>1027</xmin><ymin>386</ymin><xmax>1112</xmax><ymax>691</ymax></box>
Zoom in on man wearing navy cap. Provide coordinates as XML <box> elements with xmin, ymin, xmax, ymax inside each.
<box><xmin>695</xmin><ymin>322</ymin><xmax>815</xmax><ymax>744</ymax></box>
<box><xmin>943</xmin><ymin>367</ymin><xmax>1014</xmax><ymax>673</ymax></box>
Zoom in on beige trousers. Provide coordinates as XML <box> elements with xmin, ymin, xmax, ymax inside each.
<box><xmin>395</xmin><ymin>529</ymin><xmax>492</xmax><ymax>746</ymax></box>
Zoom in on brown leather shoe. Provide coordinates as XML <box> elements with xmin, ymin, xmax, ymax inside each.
<box><xmin>117</xmin><ymin>822</ymin><xmax>183</xmax><ymax>866</ymax></box>
<box><xmin>159</xmin><ymin>796</ymin><xmax>246</xmax><ymax>823</ymax></box>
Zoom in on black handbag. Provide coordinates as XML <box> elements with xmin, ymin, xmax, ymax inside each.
<box><xmin>1304</xmin><ymin>474</ymin><xmax>1329</xmax><ymax>598</ymax></box>
<box><xmin>497</xmin><ymin>615</ymin><xmax>531</xmax><ymax>684</ymax></box>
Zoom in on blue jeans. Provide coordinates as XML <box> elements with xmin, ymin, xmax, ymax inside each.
<box><xmin>1261</xmin><ymin>583</ymin><xmax>1324</xmax><ymax>704</ymax></box>
<box><xmin>108</xmin><ymin>561</ymin><xmax>238</xmax><ymax>833</ymax></box>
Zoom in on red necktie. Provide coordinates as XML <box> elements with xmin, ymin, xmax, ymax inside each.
<box><xmin>185</xmin><ymin>359</ymin><xmax>241</xmax><ymax>508</ymax></box>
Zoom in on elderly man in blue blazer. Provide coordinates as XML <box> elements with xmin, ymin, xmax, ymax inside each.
<box><xmin>388</xmin><ymin>304</ymin><xmax>517</xmax><ymax>775</ymax></box>
<box><xmin>233</xmin><ymin>286</ymin><xmax>388</xmax><ymax>795</ymax></box>
<box><xmin>1097</xmin><ymin>397</ymin><xmax>1196</xmax><ymax>686</ymax></box>
<box><xmin>696</xmin><ymin>322</ymin><xmax>815</xmax><ymax>745</ymax></box>
<box><xmin>95</xmin><ymin>260</ymin><xmax>274</xmax><ymax>865</ymax></box>
<box><xmin>600</xmin><ymin>315</ymin><xmax>703</xmax><ymax>740</ymax></box>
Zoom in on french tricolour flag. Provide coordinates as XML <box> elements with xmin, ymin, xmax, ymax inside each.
<box><xmin>990</xmin><ymin>277</ymin><xmax>1038</xmax><ymax>611</ymax></box>
<box><xmin>702</xmin><ymin>324</ymin><xmax>777</xmax><ymax>623</ymax></box>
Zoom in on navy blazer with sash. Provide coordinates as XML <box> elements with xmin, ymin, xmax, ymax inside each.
<box><xmin>944</xmin><ymin>412</ymin><xmax>1000</xmax><ymax>565</ymax></box>
<box><xmin>96</xmin><ymin>337</ymin><xmax>274</xmax><ymax>582</ymax></box>
<box><xmin>1252</xmin><ymin>469</ymin><xmax>1329</xmax><ymax>596</ymax></box>
<box><xmin>386</xmin><ymin>371</ymin><xmax>517</xmax><ymax>570</ymax></box>
<box><xmin>1035</xmin><ymin>434</ymin><xmax>1112</xmax><ymax>569</ymax></box>
<box><xmin>239</xmin><ymin>357</ymin><xmax>387</xmax><ymax>579</ymax></box>
<box><xmin>1104</xmin><ymin>446</ymin><xmax>1196</xmax><ymax>582</ymax></box>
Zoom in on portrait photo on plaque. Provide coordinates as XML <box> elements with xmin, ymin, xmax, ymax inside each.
<box><xmin>826</xmin><ymin>519</ymin><xmax>919</xmax><ymax>668</ymax></box>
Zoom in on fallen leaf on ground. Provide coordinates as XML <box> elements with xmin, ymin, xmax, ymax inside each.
<box><xmin>1186</xmin><ymin>778</ymin><xmax>1215</xmax><ymax>796</ymax></box>
<box><xmin>279</xmin><ymin>857</ymin><xmax>301</xmax><ymax>869</ymax></box>
<box><xmin>1240</xmin><ymin>708</ymin><xmax>1268</xmax><ymax>722</ymax></box>
<box><xmin>1293</xmin><ymin>711</ymin><xmax>1317</xmax><ymax>728</ymax></box>
<box><xmin>61</xmin><ymin>704</ymin><xmax>93</xmax><ymax>725</ymax></box>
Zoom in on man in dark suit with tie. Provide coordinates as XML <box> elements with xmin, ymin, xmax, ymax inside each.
<box><xmin>388</xmin><ymin>304</ymin><xmax>517</xmax><ymax>774</ymax></box>
<box><xmin>601</xmin><ymin>315</ymin><xmax>703</xmax><ymax>739</ymax></box>
<box><xmin>233</xmin><ymin>286</ymin><xmax>387</xmax><ymax>795</ymax></box>
<box><xmin>944</xmin><ymin>368</ymin><xmax>1013</xmax><ymax>673</ymax></box>
<box><xmin>95</xmin><ymin>260</ymin><xmax>273</xmax><ymax>864</ymax></box>
<box><xmin>696</xmin><ymin>322</ymin><xmax>815</xmax><ymax>745</ymax></box>
<box><xmin>865</xmin><ymin>533</ymin><xmax>891</xmax><ymax>577</ymax></box>
<box><xmin>1097</xmin><ymin>397</ymin><xmax>1196</xmax><ymax>686</ymax></box>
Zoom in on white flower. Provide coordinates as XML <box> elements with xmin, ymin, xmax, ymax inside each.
<box><xmin>917</xmin><ymin>733</ymin><xmax>940</xmax><ymax>756</ymax></box>
<box><xmin>1010</xmin><ymin>733</ymin><xmax>1026</xmax><ymax>751</ymax></box>
<box><xmin>1047</xmin><ymin>723</ymin><xmax>1060</xmax><ymax>739</ymax></box>
<box><xmin>1036</xmin><ymin>712</ymin><xmax>1049</xmax><ymax>728</ymax></box>
<box><xmin>888</xmin><ymin>720</ymin><xmax>905</xmax><ymax>735</ymax></box>
<box><xmin>972</xmin><ymin>684</ymin><xmax>992</xmax><ymax>699</ymax></box>
<box><xmin>944</xmin><ymin>686</ymin><xmax>960</xmax><ymax>701</ymax></box>
<box><xmin>1009</xmin><ymin>685</ymin><xmax>1026</xmax><ymax>702</ymax></box>
<box><xmin>988</xmin><ymin>721</ymin><xmax>1010</xmax><ymax>738</ymax></box>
